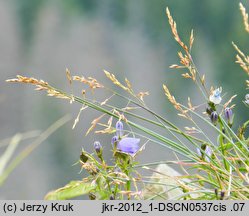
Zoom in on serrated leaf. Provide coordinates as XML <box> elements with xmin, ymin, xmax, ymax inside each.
<box><xmin>45</xmin><ymin>181</ymin><xmax>96</xmax><ymax>200</ymax></box>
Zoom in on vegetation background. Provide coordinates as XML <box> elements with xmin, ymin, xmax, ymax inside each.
<box><xmin>1</xmin><ymin>0</ymin><xmax>249</xmax><ymax>199</ymax></box>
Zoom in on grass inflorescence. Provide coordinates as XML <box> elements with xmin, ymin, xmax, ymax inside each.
<box><xmin>6</xmin><ymin>4</ymin><xmax>249</xmax><ymax>200</ymax></box>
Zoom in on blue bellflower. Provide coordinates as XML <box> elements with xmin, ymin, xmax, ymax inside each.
<box><xmin>209</xmin><ymin>87</ymin><xmax>222</xmax><ymax>104</ymax></box>
<box><xmin>117</xmin><ymin>137</ymin><xmax>140</xmax><ymax>154</ymax></box>
<box><xmin>112</xmin><ymin>120</ymin><xmax>140</xmax><ymax>155</ymax></box>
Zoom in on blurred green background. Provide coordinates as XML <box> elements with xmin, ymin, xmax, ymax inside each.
<box><xmin>1</xmin><ymin>0</ymin><xmax>249</xmax><ymax>199</ymax></box>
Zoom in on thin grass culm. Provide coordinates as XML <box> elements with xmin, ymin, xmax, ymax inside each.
<box><xmin>6</xmin><ymin>4</ymin><xmax>249</xmax><ymax>200</ymax></box>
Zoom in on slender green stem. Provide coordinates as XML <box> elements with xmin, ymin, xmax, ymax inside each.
<box><xmin>189</xmin><ymin>55</ymin><xmax>209</xmax><ymax>98</ymax></box>
<box><xmin>54</xmin><ymin>88</ymin><xmax>196</xmax><ymax>160</ymax></box>
<box><xmin>221</xmin><ymin>118</ymin><xmax>249</xmax><ymax>153</ymax></box>
<box><xmin>105</xmin><ymin>88</ymin><xmax>205</xmax><ymax>147</ymax></box>
<box><xmin>218</xmin><ymin>120</ymin><xmax>229</xmax><ymax>171</ymax></box>
<box><xmin>180</xmin><ymin>103</ymin><xmax>248</xmax><ymax>168</ymax></box>
<box><xmin>134</xmin><ymin>160</ymin><xmax>194</xmax><ymax>168</ymax></box>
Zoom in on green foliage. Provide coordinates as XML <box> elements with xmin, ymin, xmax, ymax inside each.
<box><xmin>45</xmin><ymin>181</ymin><xmax>95</xmax><ymax>200</ymax></box>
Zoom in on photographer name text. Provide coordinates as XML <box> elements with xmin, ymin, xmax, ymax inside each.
<box><xmin>1</xmin><ymin>202</ymin><xmax>74</xmax><ymax>213</ymax></box>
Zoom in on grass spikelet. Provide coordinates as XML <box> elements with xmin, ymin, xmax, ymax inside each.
<box><xmin>184</xmin><ymin>127</ymin><xmax>200</xmax><ymax>134</ymax></box>
<box><xmin>232</xmin><ymin>42</ymin><xmax>246</xmax><ymax>58</ymax></box>
<box><xmin>66</xmin><ymin>68</ymin><xmax>72</xmax><ymax>85</ymax></box>
<box><xmin>239</xmin><ymin>2</ymin><xmax>249</xmax><ymax>33</ymax></box>
<box><xmin>72</xmin><ymin>105</ymin><xmax>88</xmax><ymax>129</ymax></box>
<box><xmin>163</xmin><ymin>84</ymin><xmax>181</xmax><ymax>111</ymax></box>
<box><xmin>125</xmin><ymin>78</ymin><xmax>132</xmax><ymax>91</ymax></box>
<box><xmin>201</xmin><ymin>75</ymin><xmax>205</xmax><ymax>86</ymax></box>
<box><xmin>223</xmin><ymin>95</ymin><xmax>237</xmax><ymax>109</ymax></box>
<box><xmin>166</xmin><ymin>7</ymin><xmax>188</xmax><ymax>52</ymax></box>
<box><xmin>47</xmin><ymin>89</ymin><xmax>73</xmax><ymax>101</ymax></box>
<box><xmin>232</xmin><ymin>42</ymin><xmax>249</xmax><ymax>76</ymax></box>
<box><xmin>95</xmin><ymin>116</ymin><xmax>115</xmax><ymax>134</ymax></box>
<box><xmin>85</xmin><ymin>114</ymin><xmax>106</xmax><ymax>136</ymax></box>
<box><xmin>170</xmin><ymin>64</ymin><xmax>185</xmax><ymax>69</ymax></box>
<box><xmin>178</xmin><ymin>52</ymin><xmax>190</xmax><ymax>67</ymax></box>
<box><xmin>187</xmin><ymin>97</ymin><xmax>194</xmax><ymax>110</ymax></box>
<box><xmin>100</xmin><ymin>94</ymin><xmax>115</xmax><ymax>106</ymax></box>
<box><xmin>73</xmin><ymin>75</ymin><xmax>103</xmax><ymax>91</ymax></box>
<box><xmin>137</xmin><ymin>91</ymin><xmax>149</xmax><ymax>102</ymax></box>
<box><xmin>113</xmin><ymin>110</ymin><xmax>128</xmax><ymax>122</ymax></box>
<box><xmin>6</xmin><ymin>75</ymin><xmax>49</xmax><ymax>88</ymax></box>
<box><xmin>189</xmin><ymin>29</ymin><xmax>194</xmax><ymax>50</ymax></box>
<box><xmin>6</xmin><ymin>75</ymin><xmax>73</xmax><ymax>101</ymax></box>
<box><xmin>182</xmin><ymin>73</ymin><xmax>192</xmax><ymax>79</ymax></box>
<box><xmin>104</xmin><ymin>70</ymin><xmax>131</xmax><ymax>93</ymax></box>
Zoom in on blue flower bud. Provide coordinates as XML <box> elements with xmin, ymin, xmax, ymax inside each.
<box><xmin>109</xmin><ymin>194</ymin><xmax>115</xmax><ymax>200</ymax></box>
<box><xmin>224</xmin><ymin>107</ymin><xmax>233</xmax><ymax>125</ymax></box>
<box><xmin>116</xmin><ymin>121</ymin><xmax>124</xmax><ymax>137</ymax></box>
<box><xmin>93</xmin><ymin>141</ymin><xmax>102</xmax><ymax>154</ymax></box>
<box><xmin>220</xmin><ymin>191</ymin><xmax>225</xmax><ymax>200</ymax></box>
<box><xmin>111</xmin><ymin>135</ymin><xmax>118</xmax><ymax>147</ymax></box>
<box><xmin>210</xmin><ymin>111</ymin><xmax>218</xmax><ymax>125</ymax></box>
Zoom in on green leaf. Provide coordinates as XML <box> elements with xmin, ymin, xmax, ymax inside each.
<box><xmin>45</xmin><ymin>181</ymin><xmax>96</xmax><ymax>200</ymax></box>
<box><xmin>217</xmin><ymin>142</ymin><xmax>233</xmax><ymax>151</ymax></box>
<box><xmin>0</xmin><ymin>134</ymin><xmax>21</xmax><ymax>176</ymax></box>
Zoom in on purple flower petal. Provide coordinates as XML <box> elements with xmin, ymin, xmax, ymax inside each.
<box><xmin>196</xmin><ymin>148</ymin><xmax>202</xmax><ymax>157</ymax></box>
<box><xmin>205</xmin><ymin>146</ymin><xmax>212</xmax><ymax>162</ymax></box>
<box><xmin>205</xmin><ymin>146</ymin><xmax>212</xmax><ymax>157</ymax></box>
<box><xmin>209</xmin><ymin>87</ymin><xmax>222</xmax><ymax>104</ymax></box>
<box><xmin>117</xmin><ymin>137</ymin><xmax>140</xmax><ymax>154</ymax></box>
